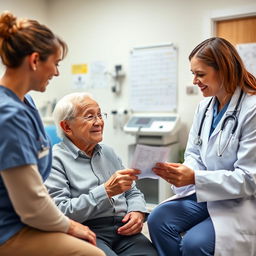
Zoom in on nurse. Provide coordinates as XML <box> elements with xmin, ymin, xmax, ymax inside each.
<box><xmin>0</xmin><ymin>11</ymin><xmax>105</xmax><ymax>256</ymax></box>
<box><xmin>147</xmin><ymin>37</ymin><xmax>256</xmax><ymax>256</ymax></box>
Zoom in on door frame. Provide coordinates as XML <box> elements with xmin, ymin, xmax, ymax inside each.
<box><xmin>202</xmin><ymin>4</ymin><xmax>256</xmax><ymax>38</ymax></box>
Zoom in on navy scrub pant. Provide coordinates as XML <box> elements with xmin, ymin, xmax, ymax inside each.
<box><xmin>84</xmin><ymin>216</ymin><xmax>157</xmax><ymax>256</ymax></box>
<box><xmin>147</xmin><ymin>193</ymin><xmax>215</xmax><ymax>256</ymax></box>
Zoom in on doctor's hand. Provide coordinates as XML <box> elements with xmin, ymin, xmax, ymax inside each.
<box><xmin>153</xmin><ymin>162</ymin><xmax>195</xmax><ymax>187</ymax></box>
<box><xmin>104</xmin><ymin>169</ymin><xmax>140</xmax><ymax>198</ymax></box>
<box><xmin>67</xmin><ymin>219</ymin><xmax>97</xmax><ymax>245</ymax></box>
<box><xmin>117</xmin><ymin>211</ymin><xmax>145</xmax><ymax>236</ymax></box>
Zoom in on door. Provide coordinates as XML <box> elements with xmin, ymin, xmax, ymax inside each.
<box><xmin>215</xmin><ymin>16</ymin><xmax>256</xmax><ymax>76</ymax></box>
<box><xmin>215</xmin><ymin>16</ymin><xmax>256</xmax><ymax>45</ymax></box>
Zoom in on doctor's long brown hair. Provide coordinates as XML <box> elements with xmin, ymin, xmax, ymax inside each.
<box><xmin>189</xmin><ymin>37</ymin><xmax>256</xmax><ymax>95</ymax></box>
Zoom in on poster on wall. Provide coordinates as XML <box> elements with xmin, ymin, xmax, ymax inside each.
<box><xmin>71</xmin><ymin>64</ymin><xmax>88</xmax><ymax>89</ymax></box>
<box><xmin>237</xmin><ymin>43</ymin><xmax>256</xmax><ymax>77</ymax></box>
<box><xmin>71</xmin><ymin>62</ymin><xmax>108</xmax><ymax>89</ymax></box>
<box><xmin>130</xmin><ymin>43</ymin><xmax>178</xmax><ymax>112</ymax></box>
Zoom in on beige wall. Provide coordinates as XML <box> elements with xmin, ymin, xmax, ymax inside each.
<box><xmin>0</xmin><ymin>0</ymin><xmax>48</xmax><ymax>23</ymax></box>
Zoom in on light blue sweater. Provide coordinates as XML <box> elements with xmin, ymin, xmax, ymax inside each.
<box><xmin>45</xmin><ymin>137</ymin><xmax>148</xmax><ymax>223</ymax></box>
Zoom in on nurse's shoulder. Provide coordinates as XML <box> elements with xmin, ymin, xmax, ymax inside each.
<box><xmin>0</xmin><ymin>87</ymin><xmax>30</xmax><ymax>128</ymax></box>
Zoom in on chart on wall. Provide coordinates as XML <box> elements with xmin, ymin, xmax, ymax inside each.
<box><xmin>130</xmin><ymin>43</ymin><xmax>177</xmax><ymax>112</ymax></box>
<box><xmin>237</xmin><ymin>43</ymin><xmax>256</xmax><ymax>77</ymax></box>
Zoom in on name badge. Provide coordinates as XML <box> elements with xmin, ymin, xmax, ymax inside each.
<box><xmin>38</xmin><ymin>147</ymin><xmax>50</xmax><ymax>159</ymax></box>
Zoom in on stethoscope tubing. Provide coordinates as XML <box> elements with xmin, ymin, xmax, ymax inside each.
<box><xmin>195</xmin><ymin>90</ymin><xmax>243</xmax><ymax>157</ymax></box>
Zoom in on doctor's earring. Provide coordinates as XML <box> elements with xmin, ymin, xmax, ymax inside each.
<box><xmin>33</xmin><ymin>67</ymin><xmax>37</xmax><ymax>71</ymax></box>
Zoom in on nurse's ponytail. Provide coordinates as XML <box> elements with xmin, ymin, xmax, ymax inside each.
<box><xmin>0</xmin><ymin>11</ymin><xmax>68</xmax><ymax>68</ymax></box>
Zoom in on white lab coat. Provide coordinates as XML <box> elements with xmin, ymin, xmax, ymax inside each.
<box><xmin>173</xmin><ymin>87</ymin><xmax>256</xmax><ymax>256</ymax></box>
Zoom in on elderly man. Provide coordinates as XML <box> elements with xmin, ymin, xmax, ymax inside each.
<box><xmin>45</xmin><ymin>92</ymin><xmax>157</xmax><ymax>256</ymax></box>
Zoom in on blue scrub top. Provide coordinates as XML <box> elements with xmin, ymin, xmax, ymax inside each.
<box><xmin>209</xmin><ymin>99</ymin><xmax>230</xmax><ymax>137</ymax></box>
<box><xmin>0</xmin><ymin>86</ymin><xmax>52</xmax><ymax>244</ymax></box>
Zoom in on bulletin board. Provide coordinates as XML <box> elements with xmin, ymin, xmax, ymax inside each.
<box><xmin>130</xmin><ymin>43</ymin><xmax>178</xmax><ymax>112</ymax></box>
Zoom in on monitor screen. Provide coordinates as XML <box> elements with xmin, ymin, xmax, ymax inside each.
<box><xmin>135</xmin><ymin>117</ymin><xmax>151</xmax><ymax>125</ymax></box>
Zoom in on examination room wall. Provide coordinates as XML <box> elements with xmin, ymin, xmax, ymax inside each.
<box><xmin>0</xmin><ymin>0</ymin><xmax>48</xmax><ymax>32</ymax></box>
<box><xmin>1</xmin><ymin>0</ymin><xmax>256</xmax><ymax>166</ymax></box>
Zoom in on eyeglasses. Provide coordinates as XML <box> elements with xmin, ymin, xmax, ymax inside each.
<box><xmin>74</xmin><ymin>113</ymin><xmax>107</xmax><ymax>122</ymax></box>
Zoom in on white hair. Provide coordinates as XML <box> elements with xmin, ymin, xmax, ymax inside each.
<box><xmin>53</xmin><ymin>92</ymin><xmax>94</xmax><ymax>139</ymax></box>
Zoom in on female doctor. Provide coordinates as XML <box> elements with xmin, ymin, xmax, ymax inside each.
<box><xmin>147</xmin><ymin>37</ymin><xmax>256</xmax><ymax>256</ymax></box>
<box><xmin>0</xmin><ymin>11</ymin><xmax>105</xmax><ymax>256</ymax></box>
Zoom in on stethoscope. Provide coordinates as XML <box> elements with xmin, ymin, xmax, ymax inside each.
<box><xmin>194</xmin><ymin>90</ymin><xmax>244</xmax><ymax>157</ymax></box>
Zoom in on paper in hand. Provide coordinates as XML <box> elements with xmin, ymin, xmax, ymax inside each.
<box><xmin>131</xmin><ymin>144</ymin><xmax>170</xmax><ymax>179</ymax></box>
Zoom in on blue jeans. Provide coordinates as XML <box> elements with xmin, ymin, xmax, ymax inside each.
<box><xmin>147</xmin><ymin>193</ymin><xmax>215</xmax><ymax>256</ymax></box>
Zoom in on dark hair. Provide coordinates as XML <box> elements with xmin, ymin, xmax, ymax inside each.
<box><xmin>0</xmin><ymin>11</ymin><xmax>68</xmax><ymax>68</ymax></box>
<box><xmin>189</xmin><ymin>37</ymin><xmax>256</xmax><ymax>94</ymax></box>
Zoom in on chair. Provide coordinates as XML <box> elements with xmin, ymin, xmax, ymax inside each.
<box><xmin>44</xmin><ymin>125</ymin><xmax>61</xmax><ymax>146</ymax></box>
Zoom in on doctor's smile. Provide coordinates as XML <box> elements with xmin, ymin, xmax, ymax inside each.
<box><xmin>148</xmin><ymin>37</ymin><xmax>256</xmax><ymax>256</ymax></box>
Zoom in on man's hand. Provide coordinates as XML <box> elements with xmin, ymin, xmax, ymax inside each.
<box><xmin>104</xmin><ymin>169</ymin><xmax>140</xmax><ymax>198</ymax></box>
<box><xmin>117</xmin><ymin>211</ymin><xmax>145</xmax><ymax>236</ymax></box>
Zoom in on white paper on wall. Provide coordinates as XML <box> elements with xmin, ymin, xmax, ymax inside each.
<box><xmin>90</xmin><ymin>61</ymin><xmax>108</xmax><ymax>89</ymax></box>
<box><xmin>237</xmin><ymin>43</ymin><xmax>256</xmax><ymax>77</ymax></box>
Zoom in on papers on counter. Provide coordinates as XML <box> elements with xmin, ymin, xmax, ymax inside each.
<box><xmin>131</xmin><ymin>144</ymin><xmax>170</xmax><ymax>179</ymax></box>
